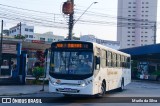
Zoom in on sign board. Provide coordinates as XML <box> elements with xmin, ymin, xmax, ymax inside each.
<box><xmin>2</xmin><ymin>44</ymin><xmax>17</xmax><ymax>54</ymax></box>
<box><xmin>32</xmin><ymin>40</ymin><xmax>45</xmax><ymax>44</ymax></box>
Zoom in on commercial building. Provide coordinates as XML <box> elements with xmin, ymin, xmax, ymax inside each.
<box><xmin>34</xmin><ymin>32</ymin><xmax>64</xmax><ymax>43</ymax></box>
<box><xmin>80</xmin><ymin>35</ymin><xmax>120</xmax><ymax>50</ymax></box>
<box><xmin>117</xmin><ymin>0</ymin><xmax>158</xmax><ymax>49</ymax></box>
<box><xmin>9</xmin><ymin>23</ymin><xmax>35</xmax><ymax>40</ymax></box>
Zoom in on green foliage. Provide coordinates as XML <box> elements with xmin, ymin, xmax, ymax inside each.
<box><xmin>32</xmin><ymin>67</ymin><xmax>44</xmax><ymax>80</ymax></box>
<box><xmin>14</xmin><ymin>35</ymin><xmax>25</xmax><ymax>39</ymax></box>
<box><xmin>151</xmin><ymin>70</ymin><xmax>160</xmax><ymax>76</ymax></box>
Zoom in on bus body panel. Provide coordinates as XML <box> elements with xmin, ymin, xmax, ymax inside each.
<box><xmin>49</xmin><ymin>41</ymin><xmax>131</xmax><ymax>95</ymax></box>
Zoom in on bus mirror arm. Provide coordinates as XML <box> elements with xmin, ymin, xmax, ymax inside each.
<box><xmin>96</xmin><ymin>56</ymin><xmax>100</xmax><ymax>65</ymax></box>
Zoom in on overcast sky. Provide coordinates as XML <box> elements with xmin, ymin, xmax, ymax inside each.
<box><xmin>0</xmin><ymin>0</ymin><xmax>160</xmax><ymax>43</ymax></box>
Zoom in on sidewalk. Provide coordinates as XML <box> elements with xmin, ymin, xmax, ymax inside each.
<box><xmin>0</xmin><ymin>85</ymin><xmax>49</xmax><ymax>96</ymax></box>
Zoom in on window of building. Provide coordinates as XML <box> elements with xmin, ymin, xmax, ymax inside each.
<box><xmin>142</xmin><ymin>2</ymin><xmax>144</xmax><ymax>4</ymax></box>
<box><xmin>132</xmin><ymin>31</ymin><xmax>135</xmax><ymax>33</ymax></box>
<box><xmin>127</xmin><ymin>40</ymin><xmax>130</xmax><ymax>41</ymax></box>
<box><xmin>25</xmin><ymin>28</ymin><xmax>28</xmax><ymax>31</ymax></box>
<box><xmin>133</xmin><ymin>11</ymin><xmax>136</xmax><ymax>12</ymax></box>
<box><xmin>145</xmin><ymin>40</ymin><xmax>147</xmax><ymax>42</ymax></box>
<box><xmin>146</xmin><ymin>2</ymin><xmax>149</xmax><ymax>4</ymax></box>
<box><xmin>132</xmin><ymin>44</ymin><xmax>135</xmax><ymax>46</ymax></box>
<box><xmin>146</xmin><ymin>7</ymin><xmax>149</xmax><ymax>8</ymax></box>
<box><xmin>145</xmin><ymin>27</ymin><xmax>148</xmax><ymax>29</ymax></box>
<box><xmin>133</xmin><ymin>6</ymin><xmax>136</xmax><ymax>8</ymax></box>
<box><xmin>25</xmin><ymin>35</ymin><xmax>28</xmax><ymax>38</ymax></box>
<box><xmin>133</xmin><ymin>2</ymin><xmax>136</xmax><ymax>4</ymax></box>
<box><xmin>128</xmin><ymin>2</ymin><xmax>131</xmax><ymax>4</ymax></box>
<box><xmin>128</xmin><ymin>31</ymin><xmax>130</xmax><ymax>33</ymax></box>
<box><xmin>145</xmin><ymin>11</ymin><xmax>148</xmax><ymax>12</ymax></box>
<box><xmin>142</xmin><ymin>6</ymin><xmax>144</xmax><ymax>8</ymax></box>
<box><xmin>128</xmin><ymin>11</ymin><xmax>131</xmax><ymax>12</ymax></box>
<box><xmin>145</xmin><ymin>15</ymin><xmax>148</xmax><ymax>17</ymax></box>
<box><xmin>29</xmin><ymin>35</ymin><xmax>33</xmax><ymax>38</ymax></box>
<box><xmin>17</xmin><ymin>28</ymin><xmax>19</xmax><ymax>30</ymax></box>
<box><xmin>48</xmin><ymin>38</ymin><xmax>53</xmax><ymax>42</ymax></box>
<box><xmin>132</xmin><ymin>40</ymin><xmax>135</xmax><ymax>42</ymax></box>
<box><xmin>127</xmin><ymin>44</ymin><xmax>130</xmax><ymax>46</ymax></box>
<box><xmin>29</xmin><ymin>29</ymin><xmax>33</xmax><ymax>32</ymax></box>
<box><xmin>132</xmin><ymin>36</ymin><xmax>135</xmax><ymax>37</ymax></box>
<box><xmin>128</xmin><ymin>6</ymin><xmax>131</xmax><ymax>8</ymax></box>
<box><xmin>128</xmin><ymin>27</ymin><xmax>131</xmax><ymax>29</ymax></box>
<box><xmin>133</xmin><ymin>15</ymin><xmax>136</xmax><ymax>17</ymax></box>
<box><xmin>40</xmin><ymin>38</ymin><xmax>45</xmax><ymax>41</ymax></box>
<box><xmin>128</xmin><ymin>35</ymin><xmax>130</xmax><ymax>37</ymax></box>
<box><xmin>128</xmin><ymin>15</ymin><xmax>131</xmax><ymax>17</ymax></box>
<box><xmin>141</xmin><ymin>36</ymin><xmax>143</xmax><ymax>37</ymax></box>
<box><xmin>132</xmin><ymin>27</ymin><xmax>135</xmax><ymax>29</ymax></box>
<box><xmin>141</xmin><ymin>40</ymin><xmax>143</xmax><ymax>42</ymax></box>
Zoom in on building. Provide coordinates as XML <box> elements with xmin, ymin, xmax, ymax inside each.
<box><xmin>3</xmin><ymin>30</ymin><xmax>9</xmax><ymax>36</ymax></box>
<box><xmin>80</xmin><ymin>35</ymin><xmax>120</xmax><ymax>50</ymax></box>
<box><xmin>117</xmin><ymin>0</ymin><xmax>158</xmax><ymax>49</ymax></box>
<box><xmin>9</xmin><ymin>23</ymin><xmax>35</xmax><ymax>40</ymax></box>
<box><xmin>34</xmin><ymin>32</ymin><xmax>64</xmax><ymax>43</ymax></box>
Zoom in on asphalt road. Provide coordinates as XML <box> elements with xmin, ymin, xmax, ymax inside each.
<box><xmin>1</xmin><ymin>81</ymin><xmax>160</xmax><ymax>106</ymax></box>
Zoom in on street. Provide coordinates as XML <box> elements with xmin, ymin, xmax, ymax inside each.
<box><xmin>0</xmin><ymin>81</ymin><xmax>159</xmax><ymax>106</ymax></box>
<box><xmin>17</xmin><ymin>81</ymin><xmax>160</xmax><ymax>98</ymax></box>
<box><xmin>5</xmin><ymin>81</ymin><xmax>160</xmax><ymax>106</ymax></box>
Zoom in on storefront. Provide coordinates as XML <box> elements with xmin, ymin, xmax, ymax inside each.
<box><xmin>22</xmin><ymin>41</ymin><xmax>50</xmax><ymax>78</ymax></box>
<box><xmin>120</xmin><ymin>44</ymin><xmax>160</xmax><ymax>81</ymax></box>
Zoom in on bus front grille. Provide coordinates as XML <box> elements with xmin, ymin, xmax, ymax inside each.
<box><xmin>56</xmin><ymin>88</ymin><xmax>80</xmax><ymax>93</ymax></box>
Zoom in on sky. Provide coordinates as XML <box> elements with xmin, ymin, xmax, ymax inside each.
<box><xmin>0</xmin><ymin>0</ymin><xmax>160</xmax><ymax>43</ymax></box>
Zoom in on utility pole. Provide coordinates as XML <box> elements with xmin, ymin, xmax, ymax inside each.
<box><xmin>0</xmin><ymin>20</ymin><xmax>3</xmax><ymax>74</ymax></box>
<box><xmin>68</xmin><ymin>0</ymin><xmax>74</xmax><ymax>40</ymax></box>
<box><xmin>19</xmin><ymin>22</ymin><xmax>21</xmax><ymax>36</ymax></box>
<box><xmin>153</xmin><ymin>22</ymin><xmax>156</xmax><ymax>44</ymax></box>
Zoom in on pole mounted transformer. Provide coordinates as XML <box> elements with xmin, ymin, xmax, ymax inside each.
<box><xmin>62</xmin><ymin>0</ymin><xmax>74</xmax><ymax>15</ymax></box>
<box><xmin>62</xmin><ymin>0</ymin><xmax>74</xmax><ymax>40</ymax></box>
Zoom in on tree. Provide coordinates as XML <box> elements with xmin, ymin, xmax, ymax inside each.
<box><xmin>14</xmin><ymin>35</ymin><xmax>25</xmax><ymax>40</ymax></box>
<box><xmin>32</xmin><ymin>50</ymin><xmax>45</xmax><ymax>82</ymax></box>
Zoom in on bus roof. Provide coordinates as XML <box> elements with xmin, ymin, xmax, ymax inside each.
<box><xmin>51</xmin><ymin>40</ymin><xmax>130</xmax><ymax>57</ymax></box>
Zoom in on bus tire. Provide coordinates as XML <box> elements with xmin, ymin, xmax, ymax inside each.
<box><xmin>95</xmin><ymin>81</ymin><xmax>106</xmax><ymax>98</ymax></box>
<box><xmin>118</xmin><ymin>80</ymin><xmax>124</xmax><ymax>92</ymax></box>
<box><xmin>156</xmin><ymin>76</ymin><xmax>160</xmax><ymax>81</ymax></box>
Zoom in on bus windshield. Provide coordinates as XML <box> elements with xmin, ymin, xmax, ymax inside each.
<box><xmin>50</xmin><ymin>51</ymin><xmax>93</xmax><ymax>75</ymax></box>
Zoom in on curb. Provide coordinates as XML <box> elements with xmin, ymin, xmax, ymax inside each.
<box><xmin>132</xmin><ymin>80</ymin><xmax>160</xmax><ymax>84</ymax></box>
<box><xmin>0</xmin><ymin>91</ymin><xmax>49</xmax><ymax>96</ymax></box>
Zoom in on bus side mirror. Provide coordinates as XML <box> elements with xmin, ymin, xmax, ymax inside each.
<box><xmin>95</xmin><ymin>56</ymin><xmax>100</xmax><ymax>65</ymax></box>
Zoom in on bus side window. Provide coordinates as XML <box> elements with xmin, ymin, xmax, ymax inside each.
<box><xmin>95</xmin><ymin>56</ymin><xmax>100</xmax><ymax>70</ymax></box>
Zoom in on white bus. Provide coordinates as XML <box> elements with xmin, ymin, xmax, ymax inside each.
<box><xmin>49</xmin><ymin>41</ymin><xmax>131</xmax><ymax>97</ymax></box>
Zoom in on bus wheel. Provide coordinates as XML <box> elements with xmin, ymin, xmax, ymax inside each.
<box><xmin>118</xmin><ymin>81</ymin><xmax>124</xmax><ymax>92</ymax></box>
<box><xmin>96</xmin><ymin>82</ymin><xmax>106</xmax><ymax>98</ymax></box>
<box><xmin>156</xmin><ymin>76</ymin><xmax>160</xmax><ymax>81</ymax></box>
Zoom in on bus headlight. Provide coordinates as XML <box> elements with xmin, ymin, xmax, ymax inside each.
<box><xmin>78</xmin><ymin>81</ymin><xmax>86</xmax><ymax>87</ymax></box>
<box><xmin>78</xmin><ymin>80</ymin><xmax>92</xmax><ymax>87</ymax></box>
<box><xmin>49</xmin><ymin>78</ymin><xmax>56</xmax><ymax>85</ymax></box>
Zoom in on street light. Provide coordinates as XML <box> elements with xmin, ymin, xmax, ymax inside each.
<box><xmin>74</xmin><ymin>2</ymin><xmax>98</xmax><ymax>25</ymax></box>
<box><xmin>67</xmin><ymin>1</ymin><xmax>98</xmax><ymax>40</ymax></box>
